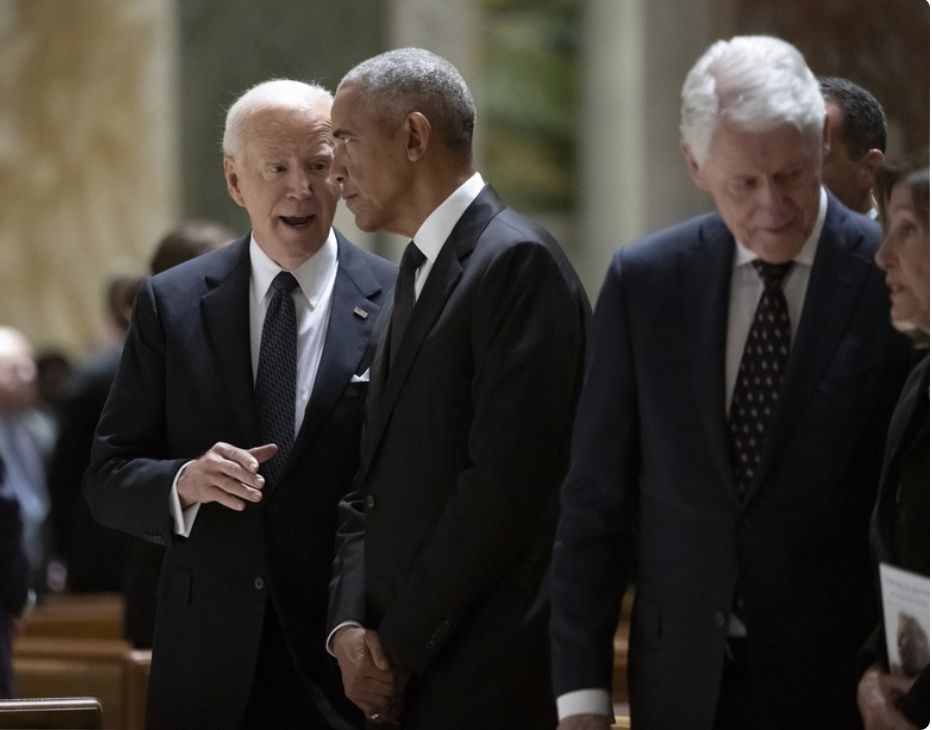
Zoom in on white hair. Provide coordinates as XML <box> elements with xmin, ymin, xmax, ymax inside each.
<box><xmin>222</xmin><ymin>79</ymin><xmax>333</xmax><ymax>159</ymax></box>
<box><xmin>680</xmin><ymin>36</ymin><xmax>826</xmax><ymax>166</ymax></box>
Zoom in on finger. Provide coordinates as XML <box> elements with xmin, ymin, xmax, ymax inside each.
<box><xmin>248</xmin><ymin>443</ymin><xmax>279</xmax><ymax>464</ymax></box>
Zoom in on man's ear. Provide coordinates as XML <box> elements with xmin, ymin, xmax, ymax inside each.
<box><xmin>223</xmin><ymin>156</ymin><xmax>246</xmax><ymax>207</ymax></box>
<box><xmin>682</xmin><ymin>141</ymin><xmax>709</xmax><ymax>191</ymax></box>
<box><xmin>860</xmin><ymin>148</ymin><xmax>885</xmax><ymax>186</ymax></box>
<box><xmin>404</xmin><ymin>112</ymin><xmax>431</xmax><ymax>162</ymax></box>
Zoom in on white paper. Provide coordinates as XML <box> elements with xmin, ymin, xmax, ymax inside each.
<box><xmin>879</xmin><ymin>562</ymin><xmax>931</xmax><ymax>677</ymax></box>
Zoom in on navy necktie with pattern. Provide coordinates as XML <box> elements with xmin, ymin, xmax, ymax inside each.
<box><xmin>390</xmin><ymin>241</ymin><xmax>426</xmax><ymax>364</ymax></box>
<box><xmin>255</xmin><ymin>271</ymin><xmax>299</xmax><ymax>481</ymax></box>
<box><xmin>729</xmin><ymin>259</ymin><xmax>794</xmax><ymax>497</ymax></box>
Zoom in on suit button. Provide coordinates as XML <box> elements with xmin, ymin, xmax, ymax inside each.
<box><xmin>365</xmin><ymin>494</ymin><xmax>377</xmax><ymax>510</ymax></box>
<box><xmin>266</xmin><ymin>502</ymin><xmax>278</xmax><ymax>516</ymax></box>
<box><xmin>254</xmin><ymin>577</ymin><xmax>265</xmax><ymax>591</ymax></box>
<box><xmin>714</xmin><ymin>610</ymin><xmax>727</xmax><ymax>628</ymax></box>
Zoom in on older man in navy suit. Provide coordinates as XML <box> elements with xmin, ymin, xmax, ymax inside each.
<box><xmin>551</xmin><ymin>36</ymin><xmax>913</xmax><ymax>730</ymax></box>
<box><xmin>84</xmin><ymin>80</ymin><xmax>396</xmax><ymax>730</ymax></box>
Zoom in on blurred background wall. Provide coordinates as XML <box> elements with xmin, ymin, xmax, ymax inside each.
<box><xmin>0</xmin><ymin>0</ymin><xmax>928</xmax><ymax>362</ymax></box>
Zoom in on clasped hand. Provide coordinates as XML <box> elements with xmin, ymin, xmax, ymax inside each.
<box><xmin>332</xmin><ymin>626</ymin><xmax>410</xmax><ymax>724</ymax></box>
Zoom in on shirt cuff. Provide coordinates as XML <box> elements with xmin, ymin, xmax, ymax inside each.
<box><xmin>556</xmin><ymin>689</ymin><xmax>615</xmax><ymax>721</ymax></box>
<box><xmin>326</xmin><ymin>620</ymin><xmax>364</xmax><ymax>657</ymax></box>
<box><xmin>169</xmin><ymin>461</ymin><xmax>201</xmax><ymax>537</ymax></box>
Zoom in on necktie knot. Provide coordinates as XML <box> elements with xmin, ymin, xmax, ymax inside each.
<box><xmin>400</xmin><ymin>242</ymin><xmax>426</xmax><ymax>274</ymax></box>
<box><xmin>271</xmin><ymin>271</ymin><xmax>299</xmax><ymax>295</ymax></box>
<box><xmin>751</xmin><ymin>260</ymin><xmax>793</xmax><ymax>290</ymax></box>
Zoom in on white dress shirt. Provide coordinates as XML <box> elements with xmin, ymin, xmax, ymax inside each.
<box><xmin>557</xmin><ymin>187</ymin><xmax>828</xmax><ymax>722</ymax></box>
<box><xmin>410</xmin><ymin>172</ymin><xmax>486</xmax><ymax>300</ymax></box>
<box><xmin>170</xmin><ymin>230</ymin><xmax>339</xmax><ymax>536</ymax></box>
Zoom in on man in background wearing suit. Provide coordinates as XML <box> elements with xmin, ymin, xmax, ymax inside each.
<box><xmin>326</xmin><ymin>48</ymin><xmax>590</xmax><ymax>728</ymax></box>
<box><xmin>819</xmin><ymin>76</ymin><xmax>887</xmax><ymax>218</ymax></box>
<box><xmin>84</xmin><ymin>80</ymin><xmax>396</xmax><ymax>730</ymax></box>
<box><xmin>550</xmin><ymin>36</ymin><xmax>913</xmax><ymax>730</ymax></box>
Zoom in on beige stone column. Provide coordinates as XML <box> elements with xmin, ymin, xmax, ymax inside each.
<box><xmin>0</xmin><ymin>0</ymin><xmax>179</xmax><ymax>357</ymax></box>
<box><xmin>578</xmin><ymin>0</ymin><xmax>713</xmax><ymax>299</ymax></box>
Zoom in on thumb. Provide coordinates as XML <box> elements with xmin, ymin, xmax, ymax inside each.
<box><xmin>363</xmin><ymin>631</ymin><xmax>392</xmax><ymax>671</ymax></box>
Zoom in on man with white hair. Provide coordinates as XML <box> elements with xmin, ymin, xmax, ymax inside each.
<box><xmin>84</xmin><ymin>79</ymin><xmax>396</xmax><ymax>729</ymax></box>
<box><xmin>550</xmin><ymin>36</ymin><xmax>912</xmax><ymax>729</ymax></box>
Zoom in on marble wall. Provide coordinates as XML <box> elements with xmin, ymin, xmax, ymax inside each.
<box><xmin>0</xmin><ymin>0</ymin><xmax>178</xmax><ymax>358</ymax></box>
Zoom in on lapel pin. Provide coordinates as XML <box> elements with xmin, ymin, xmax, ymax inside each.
<box><xmin>353</xmin><ymin>306</ymin><xmax>369</xmax><ymax>319</ymax></box>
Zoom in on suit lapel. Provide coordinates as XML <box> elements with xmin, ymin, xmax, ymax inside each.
<box><xmin>363</xmin><ymin>186</ymin><xmax>505</xmax><ymax>469</ymax></box>
<box><xmin>749</xmin><ymin>199</ymin><xmax>875</xmax><ymax>498</ymax></box>
<box><xmin>200</xmin><ymin>237</ymin><xmax>261</xmax><ymax>448</ymax></box>
<box><xmin>282</xmin><ymin>233</ymin><xmax>384</xmax><ymax>483</ymax></box>
<box><xmin>680</xmin><ymin>215</ymin><xmax>739</xmax><ymax>499</ymax></box>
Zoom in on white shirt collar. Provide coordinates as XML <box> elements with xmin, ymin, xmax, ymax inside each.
<box><xmin>734</xmin><ymin>186</ymin><xmax>826</xmax><ymax>268</ymax></box>
<box><xmin>413</xmin><ymin>172</ymin><xmax>485</xmax><ymax>262</ymax></box>
<box><xmin>249</xmin><ymin>229</ymin><xmax>338</xmax><ymax>309</ymax></box>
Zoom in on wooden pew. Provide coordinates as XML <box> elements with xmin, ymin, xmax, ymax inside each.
<box><xmin>12</xmin><ymin>593</ymin><xmax>149</xmax><ymax>730</ymax></box>
<box><xmin>12</xmin><ymin>637</ymin><xmax>149</xmax><ymax>730</ymax></box>
<box><xmin>0</xmin><ymin>697</ymin><xmax>102</xmax><ymax>729</ymax></box>
<box><xmin>21</xmin><ymin>593</ymin><xmax>124</xmax><ymax>641</ymax></box>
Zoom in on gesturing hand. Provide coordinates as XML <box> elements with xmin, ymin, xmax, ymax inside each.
<box><xmin>176</xmin><ymin>442</ymin><xmax>277</xmax><ymax>511</ymax></box>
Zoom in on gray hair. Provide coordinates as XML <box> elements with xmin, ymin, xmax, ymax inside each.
<box><xmin>339</xmin><ymin>47</ymin><xmax>476</xmax><ymax>156</ymax></box>
<box><xmin>681</xmin><ymin>36</ymin><xmax>825</xmax><ymax>166</ymax></box>
<box><xmin>222</xmin><ymin>79</ymin><xmax>333</xmax><ymax>159</ymax></box>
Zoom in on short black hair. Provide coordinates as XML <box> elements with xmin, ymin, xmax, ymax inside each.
<box><xmin>819</xmin><ymin>76</ymin><xmax>887</xmax><ymax>158</ymax></box>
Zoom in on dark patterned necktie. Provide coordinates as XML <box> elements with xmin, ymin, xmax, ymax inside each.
<box><xmin>729</xmin><ymin>260</ymin><xmax>794</xmax><ymax>497</ymax></box>
<box><xmin>390</xmin><ymin>241</ymin><xmax>426</xmax><ymax>364</ymax></box>
<box><xmin>255</xmin><ymin>271</ymin><xmax>299</xmax><ymax>480</ymax></box>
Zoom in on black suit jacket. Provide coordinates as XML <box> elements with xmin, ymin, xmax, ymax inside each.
<box><xmin>1</xmin><ymin>453</ymin><xmax>30</xmax><ymax>698</ymax></box>
<box><xmin>862</xmin><ymin>355</ymin><xmax>929</xmax><ymax>726</ymax></box>
<box><xmin>551</xmin><ymin>195</ymin><xmax>913</xmax><ymax>729</ymax></box>
<box><xmin>84</xmin><ymin>231</ymin><xmax>395</xmax><ymax>730</ymax></box>
<box><xmin>329</xmin><ymin>186</ymin><xmax>590</xmax><ymax>728</ymax></box>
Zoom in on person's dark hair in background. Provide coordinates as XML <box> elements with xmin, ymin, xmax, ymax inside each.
<box><xmin>819</xmin><ymin>76</ymin><xmax>888</xmax><ymax>216</ymax></box>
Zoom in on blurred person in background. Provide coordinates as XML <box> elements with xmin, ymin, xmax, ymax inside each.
<box><xmin>857</xmin><ymin>152</ymin><xmax>929</xmax><ymax>730</ymax></box>
<box><xmin>0</xmin><ymin>326</ymin><xmax>55</xmax><ymax>593</ymax></box>
<box><xmin>1</xmin><ymin>453</ymin><xmax>31</xmax><ymax>698</ymax></box>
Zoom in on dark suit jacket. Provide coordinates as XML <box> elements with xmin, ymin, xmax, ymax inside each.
<box><xmin>48</xmin><ymin>346</ymin><xmax>135</xmax><ymax>592</ymax></box>
<box><xmin>1</xmin><ymin>453</ymin><xmax>30</xmax><ymax>698</ymax></box>
<box><xmin>84</xmin><ymin>232</ymin><xmax>396</xmax><ymax>730</ymax></box>
<box><xmin>329</xmin><ymin>186</ymin><xmax>590</xmax><ymax>728</ymax></box>
<box><xmin>862</xmin><ymin>355</ymin><xmax>929</xmax><ymax>726</ymax></box>
<box><xmin>551</xmin><ymin>195</ymin><xmax>913</xmax><ymax>729</ymax></box>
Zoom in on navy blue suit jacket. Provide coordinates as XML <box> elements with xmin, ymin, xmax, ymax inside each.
<box><xmin>551</xmin><ymin>195</ymin><xmax>913</xmax><ymax>729</ymax></box>
<box><xmin>85</xmin><ymin>232</ymin><xmax>395</xmax><ymax>730</ymax></box>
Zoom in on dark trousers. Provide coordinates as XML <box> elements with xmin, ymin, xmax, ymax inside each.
<box><xmin>239</xmin><ymin>600</ymin><xmax>354</xmax><ymax>730</ymax></box>
<box><xmin>712</xmin><ymin>638</ymin><xmax>761</xmax><ymax>730</ymax></box>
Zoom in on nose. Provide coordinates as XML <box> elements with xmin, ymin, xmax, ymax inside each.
<box><xmin>875</xmin><ymin>231</ymin><xmax>894</xmax><ymax>271</ymax></box>
<box><xmin>285</xmin><ymin>168</ymin><xmax>313</xmax><ymax>198</ymax></box>
<box><xmin>330</xmin><ymin>144</ymin><xmax>347</xmax><ymax>186</ymax></box>
<box><xmin>755</xmin><ymin>180</ymin><xmax>789</xmax><ymax>217</ymax></box>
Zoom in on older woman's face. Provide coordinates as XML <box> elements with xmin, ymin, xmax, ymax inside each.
<box><xmin>875</xmin><ymin>180</ymin><xmax>930</xmax><ymax>334</ymax></box>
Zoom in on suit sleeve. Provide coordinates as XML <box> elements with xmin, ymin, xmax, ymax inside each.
<box><xmin>83</xmin><ymin>277</ymin><xmax>187</xmax><ymax>543</ymax></box>
<box><xmin>550</xmin><ymin>250</ymin><xmax>640</xmax><ymax>696</ymax></box>
<box><xmin>0</xmin><ymin>483</ymin><xmax>29</xmax><ymax>618</ymax></box>
<box><xmin>378</xmin><ymin>240</ymin><xmax>588</xmax><ymax>673</ymax></box>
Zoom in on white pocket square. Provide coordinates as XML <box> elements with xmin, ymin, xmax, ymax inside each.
<box><xmin>351</xmin><ymin>369</ymin><xmax>370</xmax><ymax>383</ymax></box>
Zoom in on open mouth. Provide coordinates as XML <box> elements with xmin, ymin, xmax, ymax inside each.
<box><xmin>281</xmin><ymin>215</ymin><xmax>313</xmax><ymax>227</ymax></box>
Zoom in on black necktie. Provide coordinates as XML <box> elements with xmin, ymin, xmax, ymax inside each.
<box><xmin>255</xmin><ymin>271</ymin><xmax>299</xmax><ymax>480</ymax></box>
<box><xmin>729</xmin><ymin>260</ymin><xmax>794</xmax><ymax>497</ymax></box>
<box><xmin>390</xmin><ymin>241</ymin><xmax>426</xmax><ymax>364</ymax></box>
